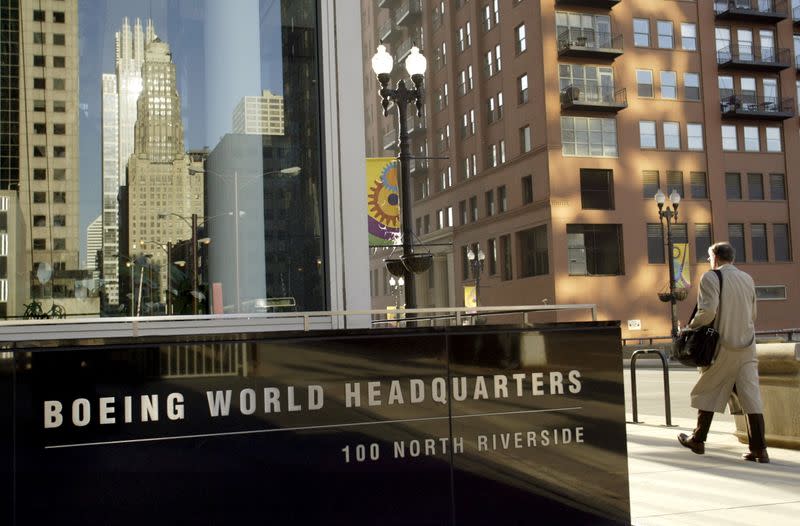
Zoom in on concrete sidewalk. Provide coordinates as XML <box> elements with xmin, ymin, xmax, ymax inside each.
<box><xmin>627</xmin><ymin>414</ymin><xmax>800</xmax><ymax>525</ymax></box>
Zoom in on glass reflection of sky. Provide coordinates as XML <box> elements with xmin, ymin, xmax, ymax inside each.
<box><xmin>78</xmin><ymin>0</ymin><xmax>284</xmax><ymax>253</ymax></box>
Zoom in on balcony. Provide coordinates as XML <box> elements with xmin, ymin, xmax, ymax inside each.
<box><xmin>714</xmin><ymin>0</ymin><xmax>788</xmax><ymax>23</ymax></box>
<box><xmin>378</xmin><ymin>18</ymin><xmax>396</xmax><ymax>42</ymax></box>
<box><xmin>408</xmin><ymin>158</ymin><xmax>429</xmax><ymax>174</ymax></box>
<box><xmin>557</xmin><ymin>29</ymin><xmax>623</xmax><ymax>60</ymax></box>
<box><xmin>407</xmin><ymin>114</ymin><xmax>427</xmax><ymax>135</ymax></box>
<box><xmin>396</xmin><ymin>30</ymin><xmax>424</xmax><ymax>63</ymax></box>
<box><xmin>561</xmin><ymin>85</ymin><xmax>627</xmax><ymax>113</ymax></box>
<box><xmin>394</xmin><ymin>0</ymin><xmax>422</xmax><ymax>26</ymax></box>
<box><xmin>717</xmin><ymin>45</ymin><xmax>792</xmax><ymax>72</ymax></box>
<box><xmin>554</xmin><ymin>0</ymin><xmax>620</xmax><ymax>8</ymax></box>
<box><xmin>720</xmin><ymin>94</ymin><xmax>795</xmax><ymax>120</ymax></box>
<box><xmin>377</xmin><ymin>0</ymin><xmax>401</xmax><ymax>8</ymax></box>
<box><xmin>383</xmin><ymin>128</ymin><xmax>397</xmax><ymax>151</ymax></box>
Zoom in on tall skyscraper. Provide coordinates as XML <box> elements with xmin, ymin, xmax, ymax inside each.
<box><xmin>85</xmin><ymin>214</ymin><xmax>102</xmax><ymax>282</ymax></box>
<box><xmin>1</xmin><ymin>0</ymin><xmax>81</xmax><ymax>312</ymax></box>
<box><xmin>125</xmin><ymin>37</ymin><xmax>203</xmax><ymax>310</ymax></box>
<box><xmin>232</xmin><ymin>90</ymin><xmax>285</xmax><ymax>135</ymax></box>
<box><xmin>101</xmin><ymin>18</ymin><xmax>154</xmax><ymax>308</ymax></box>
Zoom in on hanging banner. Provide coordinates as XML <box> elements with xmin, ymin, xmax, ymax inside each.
<box><xmin>672</xmin><ymin>243</ymin><xmax>691</xmax><ymax>288</ymax></box>
<box><xmin>464</xmin><ymin>285</ymin><xmax>477</xmax><ymax>312</ymax></box>
<box><xmin>367</xmin><ymin>158</ymin><xmax>401</xmax><ymax>246</ymax></box>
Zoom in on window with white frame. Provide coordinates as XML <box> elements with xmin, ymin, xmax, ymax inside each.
<box><xmin>561</xmin><ymin>116</ymin><xmax>618</xmax><ymax>157</ymax></box>
<box><xmin>484</xmin><ymin>50</ymin><xmax>494</xmax><ymax>76</ymax></box>
<box><xmin>639</xmin><ymin>120</ymin><xmax>656</xmax><ymax>149</ymax></box>
<box><xmin>657</xmin><ymin>20</ymin><xmax>673</xmax><ymax>49</ymax></box>
<box><xmin>633</xmin><ymin>18</ymin><xmax>649</xmax><ymax>47</ymax></box>
<box><xmin>687</xmin><ymin>123</ymin><xmax>703</xmax><ymax>151</ymax></box>
<box><xmin>494</xmin><ymin>44</ymin><xmax>502</xmax><ymax>72</ymax></box>
<box><xmin>722</xmin><ymin>125</ymin><xmax>738</xmax><ymax>151</ymax></box>
<box><xmin>520</xmin><ymin>125</ymin><xmax>531</xmax><ymax>153</ymax></box>
<box><xmin>765</xmin><ymin>127</ymin><xmax>781</xmax><ymax>152</ymax></box>
<box><xmin>636</xmin><ymin>69</ymin><xmax>653</xmax><ymax>97</ymax></box>
<box><xmin>681</xmin><ymin>23</ymin><xmax>696</xmax><ymax>51</ymax></box>
<box><xmin>743</xmin><ymin>126</ymin><xmax>759</xmax><ymax>152</ymax></box>
<box><xmin>663</xmin><ymin>122</ymin><xmax>680</xmax><ymax>150</ymax></box>
<box><xmin>518</xmin><ymin>73</ymin><xmax>529</xmax><ymax>103</ymax></box>
<box><xmin>515</xmin><ymin>23</ymin><xmax>527</xmax><ymax>53</ymax></box>
<box><xmin>660</xmin><ymin>71</ymin><xmax>677</xmax><ymax>99</ymax></box>
<box><xmin>684</xmin><ymin>72</ymin><xmax>700</xmax><ymax>100</ymax></box>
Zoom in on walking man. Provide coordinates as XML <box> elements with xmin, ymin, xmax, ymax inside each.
<box><xmin>677</xmin><ymin>242</ymin><xmax>769</xmax><ymax>463</ymax></box>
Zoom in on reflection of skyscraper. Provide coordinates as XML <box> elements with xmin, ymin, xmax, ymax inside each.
<box><xmin>232</xmin><ymin>90</ymin><xmax>285</xmax><ymax>135</ymax></box>
<box><xmin>101</xmin><ymin>18</ymin><xmax>154</xmax><ymax>308</ymax></box>
<box><xmin>85</xmin><ymin>215</ymin><xmax>102</xmax><ymax>281</ymax></box>
<box><xmin>125</xmin><ymin>37</ymin><xmax>203</xmax><ymax>309</ymax></box>
<box><xmin>1</xmin><ymin>0</ymin><xmax>81</xmax><ymax>310</ymax></box>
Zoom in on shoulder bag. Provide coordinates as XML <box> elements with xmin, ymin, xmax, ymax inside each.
<box><xmin>672</xmin><ymin>269</ymin><xmax>722</xmax><ymax>367</ymax></box>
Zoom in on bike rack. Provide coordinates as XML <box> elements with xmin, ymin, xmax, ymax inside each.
<box><xmin>630</xmin><ymin>349</ymin><xmax>676</xmax><ymax>427</ymax></box>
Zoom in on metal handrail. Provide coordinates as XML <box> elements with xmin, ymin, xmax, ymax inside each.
<box><xmin>630</xmin><ymin>349</ymin><xmax>676</xmax><ymax>427</ymax></box>
<box><xmin>716</xmin><ymin>45</ymin><xmax>792</xmax><ymax>66</ymax></box>
<box><xmin>557</xmin><ymin>29</ymin><xmax>623</xmax><ymax>52</ymax></box>
<box><xmin>0</xmin><ymin>304</ymin><xmax>598</xmax><ymax>344</ymax></box>
<box><xmin>561</xmin><ymin>84</ymin><xmax>627</xmax><ymax>106</ymax></box>
<box><xmin>714</xmin><ymin>0</ymin><xmax>787</xmax><ymax>16</ymax></box>
<box><xmin>719</xmin><ymin>93</ymin><xmax>795</xmax><ymax>114</ymax></box>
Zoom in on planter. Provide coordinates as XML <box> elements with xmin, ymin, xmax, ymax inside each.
<box><xmin>383</xmin><ymin>258</ymin><xmax>406</xmax><ymax>278</ymax></box>
<box><xmin>401</xmin><ymin>253</ymin><xmax>433</xmax><ymax>274</ymax></box>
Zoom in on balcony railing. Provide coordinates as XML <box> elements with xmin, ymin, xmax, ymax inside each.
<box><xmin>557</xmin><ymin>29</ymin><xmax>623</xmax><ymax>60</ymax></box>
<box><xmin>396</xmin><ymin>31</ymin><xmax>423</xmax><ymax>62</ymax></box>
<box><xmin>716</xmin><ymin>45</ymin><xmax>792</xmax><ymax>71</ymax></box>
<box><xmin>378</xmin><ymin>18</ymin><xmax>396</xmax><ymax>42</ymax></box>
<box><xmin>383</xmin><ymin>128</ymin><xmax>397</xmax><ymax>151</ymax></box>
<box><xmin>394</xmin><ymin>0</ymin><xmax>422</xmax><ymax>26</ymax></box>
<box><xmin>561</xmin><ymin>84</ymin><xmax>627</xmax><ymax>112</ymax></box>
<box><xmin>719</xmin><ymin>93</ymin><xmax>795</xmax><ymax>120</ymax></box>
<box><xmin>714</xmin><ymin>0</ymin><xmax>788</xmax><ymax>22</ymax></box>
<box><xmin>554</xmin><ymin>0</ymin><xmax>620</xmax><ymax>8</ymax></box>
<box><xmin>408</xmin><ymin>158</ymin><xmax>429</xmax><ymax>174</ymax></box>
<box><xmin>407</xmin><ymin>114</ymin><xmax>426</xmax><ymax>135</ymax></box>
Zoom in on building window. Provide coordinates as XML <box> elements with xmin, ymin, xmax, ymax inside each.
<box><xmin>459</xmin><ymin>200</ymin><xmax>467</xmax><ymax>225</ymax></box>
<box><xmin>33</xmin><ymin>239</ymin><xmax>47</xmax><ymax>250</ymax></box>
<box><xmin>773</xmin><ymin>224</ymin><xmax>791</xmax><ymax>262</ymax></box>
<box><xmin>499</xmin><ymin>139</ymin><xmax>506</xmax><ymax>163</ymax></box>
<box><xmin>494</xmin><ymin>44</ymin><xmax>502</xmax><ymax>72</ymax></box>
<box><xmin>33</xmin><ymin>169</ymin><xmax>47</xmax><ymax>181</ymax></box>
<box><xmin>53</xmin><ymin>123</ymin><xmax>66</xmax><ymax>135</ymax></box>
<box><xmin>33</xmin><ymin>10</ymin><xmax>45</xmax><ymax>21</ymax></box>
<box><xmin>756</xmin><ymin>286</ymin><xmax>787</xmax><ymax>301</ymax></box>
<box><xmin>580</xmin><ymin>169</ymin><xmax>614</xmax><ymax>210</ymax></box>
<box><xmin>500</xmin><ymin>234</ymin><xmax>512</xmax><ymax>281</ymax></box>
<box><xmin>666</xmin><ymin>171</ymin><xmax>684</xmax><ymax>198</ymax></box>
<box><xmin>769</xmin><ymin>174</ymin><xmax>785</xmax><ymax>200</ymax></box>
<box><xmin>33</xmin><ymin>55</ymin><xmax>45</xmax><ymax>67</ymax></box>
<box><xmin>647</xmin><ymin>224</ymin><xmax>665</xmax><ymax>264</ymax></box>
<box><xmin>639</xmin><ymin>121</ymin><xmax>656</xmax><ymax>149</ymax></box>
<box><xmin>743</xmin><ymin>126</ymin><xmax>759</xmax><ymax>152</ymax></box>
<box><xmin>53</xmin><ymin>215</ymin><xmax>66</xmax><ymax>227</ymax></box>
<box><xmin>515</xmin><ymin>24</ymin><xmax>527</xmax><ymax>54</ymax></box>
<box><xmin>560</xmin><ymin>117</ymin><xmax>617</xmax><ymax>157</ymax></box>
<box><xmin>54</xmin><ymin>146</ymin><xmax>66</xmax><ymax>158</ymax></box>
<box><xmin>488</xmin><ymin>238</ymin><xmax>498</xmax><ymax>275</ymax></box>
<box><xmin>725</xmin><ymin>173</ymin><xmax>742</xmax><ymax>199</ymax></box>
<box><xmin>33</xmin><ymin>123</ymin><xmax>46</xmax><ymax>134</ymax></box>
<box><xmin>642</xmin><ymin>170</ymin><xmax>659</xmax><ymax>199</ymax></box>
<box><xmin>470</xmin><ymin>196</ymin><xmax>478</xmax><ymax>222</ymax></box>
<box><xmin>33</xmin><ymin>78</ymin><xmax>45</xmax><ymax>89</ymax></box>
<box><xmin>518</xmin><ymin>225</ymin><xmax>549</xmax><ymax>278</ymax></box>
<box><xmin>660</xmin><ymin>71</ymin><xmax>677</xmax><ymax>99</ymax></box>
<box><xmin>53</xmin><ymin>101</ymin><xmax>66</xmax><ymax>112</ymax></box>
<box><xmin>53</xmin><ymin>11</ymin><xmax>65</xmax><ymax>23</ymax></box>
<box><xmin>728</xmin><ymin>224</ymin><xmax>746</xmax><ymax>262</ymax></box>
<box><xmin>34</xmin><ymin>100</ymin><xmax>46</xmax><ymax>112</ymax></box>
<box><xmin>33</xmin><ymin>215</ymin><xmax>47</xmax><ymax>227</ymax></box>
<box><xmin>520</xmin><ymin>125</ymin><xmax>531</xmax><ymax>153</ymax></box>
<box><xmin>663</xmin><ymin>122</ymin><xmax>680</xmax><ymax>150</ymax></box>
<box><xmin>751</xmin><ymin>224</ymin><xmax>768</xmax><ymax>262</ymax></box>
<box><xmin>687</xmin><ymin>123</ymin><xmax>703</xmax><ymax>151</ymax></box>
<box><xmin>684</xmin><ymin>73</ymin><xmax>700</xmax><ymax>100</ymax></box>
<box><xmin>721</xmin><ymin>125</ymin><xmax>737</xmax><ymax>151</ymax></box>
<box><xmin>636</xmin><ymin>70</ymin><xmax>653</xmax><ymax>97</ymax></box>
<box><xmin>690</xmin><ymin>172</ymin><xmax>708</xmax><ymax>199</ymax></box>
<box><xmin>748</xmin><ymin>173</ymin><xmax>764</xmax><ymax>200</ymax></box>
<box><xmin>633</xmin><ymin>18</ymin><xmax>650</xmax><ymax>47</ymax></box>
<box><xmin>33</xmin><ymin>145</ymin><xmax>46</xmax><ymax>157</ymax></box>
<box><xmin>53</xmin><ymin>56</ymin><xmax>66</xmax><ymax>68</ymax></box>
<box><xmin>54</xmin><ymin>238</ymin><xmax>66</xmax><ymax>251</ymax></box>
<box><xmin>567</xmin><ymin>224</ymin><xmax>624</xmax><ymax>276</ymax></box>
<box><xmin>486</xmin><ymin>190</ymin><xmax>496</xmax><ymax>217</ymax></box>
<box><xmin>681</xmin><ymin>22</ymin><xmax>697</xmax><ymax>51</ymax></box>
<box><xmin>53</xmin><ymin>192</ymin><xmax>67</xmax><ymax>204</ymax></box>
<box><xmin>656</xmin><ymin>20</ymin><xmax>673</xmax><ymax>49</ymax></box>
<box><xmin>522</xmin><ymin>175</ymin><xmax>533</xmax><ymax>204</ymax></box>
<box><xmin>498</xmin><ymin>185</ymin><xmax>507</xmax><ymax>212</ymax></box>
<box><xmin>53</xmin><ymin>78</ymin><xmax>65</xmax><ymax>90</ymax></box>
<box><xmin>33</xmin><ymin>31</ymin><xmax>45</xmax><ymax>44</ymax></box>
<box><xmin>53</xmin><ymin>169</ymin><xmax>66</xmax><ymax>181</ymax></box>
<box><xmin>765</xmin><ymin>127</ymin><xmax>781</xmax><ymax>152</ymax></box>
<box><xmin>695</xmin><ymin>224</ymin><xmax>712</xmax><ymax>263</ymax></box>
<box><xmin>53</xmin><ymin>34</ymin><xmax>66</xmax><ymax>46</ymax></box>
<box><xmin>518</xmin><ymin>74</ymin><xmax>528</xmax><ymax>104</ymax></box>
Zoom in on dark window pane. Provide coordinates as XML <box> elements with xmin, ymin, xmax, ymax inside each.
<box><xmin>580</xmin><ymin>169</ymin><xmax>614</xmax><ymax>210</ymax></box>
<box><xmin>751</xmin><ymin>224</ymin><xmax>767</xmax><ymax>262</ymax></box>
<box><xmin>647</xmin><ymin>224</ymin><xmax>664</xmax><ymax>263</ymax></box>
<box><xmin>567</xmin><ymin>224</ymin><xmax>624</xmax><ymax>276</ymax></box>
<box><xmin>488</xmin><ymin>238</ymin><xmax>497</xmax><ymax>275</ymax></box>
<box><xmin>773</xmin><ymin>224</ymin><xmax>791</xmax><ymax>262</ymax></box>
<box><xmin>642</xmin><ymin>170</ymin><xmax>659</xmax><ymax>198</ymax></box>
<box><xmin>522</xmin><ymin>175</ymin><xmax>533</xmax><ymax>204</ymax></box>
<box><xmin>666</xmin><ymin>171</ymin><xmax>683</xmax><ymax>198</ymax></box>
<box><xmin>728</xmin><ymin>224</ymin><xmax>746</xmax><ymax>262</ymax></box>
<box><xmin>747</xmin><ymin>174</ymin><xmax>763</xmax><ymax>200</ymax></box>
<box><xmin>501</xmin><ymin>234</ymin><xmax>512</xmax><ymax>280</ymax></box>
<box><xmin>769</xmin><ymin>174</ymin><xmax>785</xmax><ymax>200</ymax></box>
<box><xmin>518</xmin><ymin>225</ymin><xmax>549</xmax><ymax>277</ymax></box>
<box><xmin>695</xmin><ymin>224</ymin><xmax>712</xmax><ymax>262</ymax></box>
<box><xmin>690</xmin><ymin>172</ymin><xmax>707</xmax><ymax>199</ymax></box>
<box><xmin>725</xmin><ymin>173</ymin><xmax>741</xmax><ymax>199</ymax></box>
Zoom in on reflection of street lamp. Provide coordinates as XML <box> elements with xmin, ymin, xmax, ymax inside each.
<box><xmin>655</xmin><ymin>188</ymin><xmax>682</xmax><ymax>338</ymax></box>
<box><xmin>140</xmin><ymin>239</ymin><xmax>173</xmax><ymax>314</ymax></box>
<box><xmin>188</xmin><ymin>166</ymin><xmax>301</xmax><ymax>312</ymax></box>
<box><xmin>371</xmin><ymin>44</ymin><xmax>427</xmax><ymax>310</ymax></box>
<box><xmin>467</xmin><ymin>244</ymin><xmax>486</xmax><ymax>307</ymax></box>
<box><xmin>113</xmin><ymin>253</ymin><xmax>134</xmax><ymax>315</ymax></box>
<box><xmin>389</xmin><ymin>276</ymin><xmax>405</xmax><ymax>309</ymax></box>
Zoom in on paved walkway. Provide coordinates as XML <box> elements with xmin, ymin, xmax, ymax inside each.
<box><xmin>627</xmin><ymin>405</ymin><xmax>800</xmax><ymax>525</ymax></box>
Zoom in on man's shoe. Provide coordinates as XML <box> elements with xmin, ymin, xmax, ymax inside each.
<box><xmin>742</xmin><ymin>449</ymin><xmax>770</xmax><ymax>463</ymax></box>
<box><xmin>678</xmin><ymin>433</ymin><xmax>705</xmax><ymax>454</ymax></box>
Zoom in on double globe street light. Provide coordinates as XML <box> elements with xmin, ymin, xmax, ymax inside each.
<box><xmin>654</xmin><ymin>188</ymin><xmax>685</xmax><ymax>338</ymax></box>
<box><xmin>467</xmin><ymin>244</ymin><xmax>486</xmax><ymax>308</ymax></box>
<box><xmin>371</xmin><ymin>44</ymin><xmax>430</xmax><ymax>311</ymax></box>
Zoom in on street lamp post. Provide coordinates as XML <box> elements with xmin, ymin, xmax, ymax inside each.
<box><xmin>113</xmin><ymin>253</ymin><xmax>135</xmax><ymax>315</ymax></box>
<box><xmin>388</xmin><ymin>276</ymin><xmax>405</xmax><ymax>309</ymax></box>
<box><xmin>140</xmin><ymin>239</ymin><xmax>173</xmax><ymax>314</ymax></box>
<box><xmin>371</xmin><ymin>44</ymin><xmax>427</xmax><ymax>310</ymax></box>
<box><xmin>467</xmin><ymin>244</ymin><xmax>486</xmax><ymax>307</ymax></box>
<box><xmin>655</xmin><ymin>189</ymin><xmax>682</xmax><ymax>338</ymax></box>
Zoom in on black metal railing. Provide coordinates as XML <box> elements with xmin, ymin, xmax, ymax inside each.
<box><xmin>557</xmin><ymin>29</ymin><xmax>623</xmax><ymax>53</ymax></box>
<box><xmin>561</xmin><ymin>84</ymin><xmax>627</xmax><ymax>107</ymax></box>
<box><xmin>378</xmin><ymin>19</ymin><xmax>394</xmax><ymax>41</ymax></box>
<box><xmin>714</xmin><ymin>0</ymin><xmax>788</xmax><ymax>17</ymax></box>
<box><xmin>716</xmin><ymin>45</ymin><xmax>792</xmax><ymax>67</ymax></box>
<box><xmin>394</xmin><ymin>0</ymin><xmax>422</xmax><ymax>25</ymax></box>
<box><xmin>719</xmin><ymin>93</ymin><xmax>795</xmax><ymax>116</ymax></box>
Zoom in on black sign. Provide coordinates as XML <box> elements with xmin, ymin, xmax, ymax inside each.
<box><xmin>1</xmin><ymin>323</ymin><xmax>629</xmax><ymax>525</ymax></box>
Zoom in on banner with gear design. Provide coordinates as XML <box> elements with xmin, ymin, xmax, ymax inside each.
<box><xmin>367</xmin><ymin>158</ymin><xmax>401</xmax><ymax>246</ymax></box>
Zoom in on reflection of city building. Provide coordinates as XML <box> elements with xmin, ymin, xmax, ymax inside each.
<box><xmin>1</xmin><ymin>0</ymin><xmax>82</xmax><ymax>311</ymax></box>
<box><xmin>124</xmin><ymin>37</ymin><xmax>203</xmax><ymax>310</ymax></box>
<box><xmin>101</xmin><ymin>18</ymin><xmax>156</xmax><ymax>307</ymax></box>
<box><xmin>0</xmin><ymin>192</ymin><xmax>26</xmax><ymax>318</ymax></box>
<box><xmin>362</xmin><ymin>1</ymin><xmax>800</xmax><ymax>336</ymax></box>
<box><xmin>232</xmin><ymin>90</ymin><xmax>285</xmax><ymax>135</ymax></box>
<box><xmin>85</xmin><ymin>215</ymin><xmax>102</xmax><ymax>281</ymax></box>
